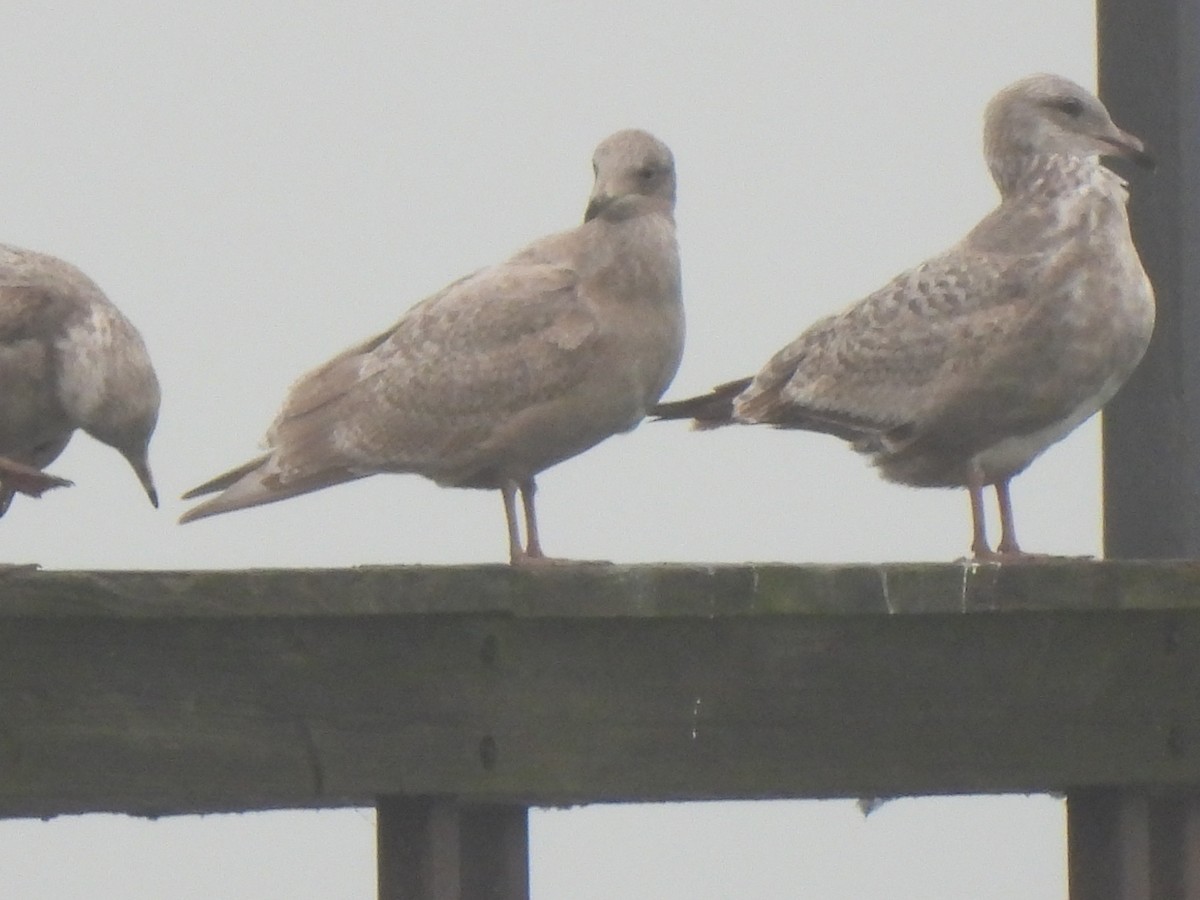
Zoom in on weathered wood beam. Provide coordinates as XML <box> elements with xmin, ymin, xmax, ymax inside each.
<box><xmin>1</xmin><ymin>563</ymin><xmax>1200</xmax><ymax>819</ymax></box>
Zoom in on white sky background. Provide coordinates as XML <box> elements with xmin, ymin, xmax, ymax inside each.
<box><xmin>0</xmin><ymin>0</ymin><xmax>1110</xmax><ymax>896</ymax></box>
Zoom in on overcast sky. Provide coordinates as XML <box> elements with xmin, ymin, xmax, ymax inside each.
<box><xmin>0</xmin><ymin>1</ymin><xmax>1109</xmax><ymax>896</ymax></box>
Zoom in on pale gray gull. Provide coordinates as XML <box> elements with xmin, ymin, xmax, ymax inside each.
<box><xmin>0</xmin><ymin>245</ymin><xmax>160</xmax><ymax>514</ymax></box>
<box><xmin>181</xmin><ymin>129</ymin><xmax>684</xmax><ymax>565</ymax></box>
<box><xmin>653</xmin><ymin>74</ymin><xmax>1154</xmax><ymax>561</ymax></box>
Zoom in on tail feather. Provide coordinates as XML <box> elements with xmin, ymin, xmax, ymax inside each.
<box><xmin>650</xmin><ymin>376</ymin><xmax>753</xmax><ymax>429</ymax></box>
<box><xmin>651</xmin><ymin>376</ymin><xmax>889</xmax><ymax>444</ymax></box>
<box><xmin>179</xmin><ymin>454</ymin><xmax>366</xmax><ymax>524</ymax></box>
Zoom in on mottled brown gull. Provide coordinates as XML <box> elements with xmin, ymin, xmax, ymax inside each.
<box><xmin>653</xmin><ymin>74</ymin><xmax>1154</xmax><ymax>561</ymax></box>
<box><xmin>0</xmin><ymin>245</ymin><xmax>160</xmax><ymax>515</ymax></box>
<box><xmin>181</xmin><ymin>129</ymin><xmax>684</xmax><ymax>565</ymax></box>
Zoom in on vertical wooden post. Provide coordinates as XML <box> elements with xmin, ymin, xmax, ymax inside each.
<box><xmin>1083</xmin><ymin>0</ymin><xmax>1200</xmax><ymax>897</ymax></box>
<box><xmin>458</xmin><ymin>804</ymin><xmax>530</xmax><ymax>898</ymax></box>
<box><xmin>377</xmin><ymin>796</ymin><xmax>529</xmax><ymax>900</ymax></box>
<box><xmin>1099</xmin><ymin>0</ymin><xmax>1200</xmax><ymax>557</ymax></box>
<box><xmin>1068</xmin><ymin>790</ymin><xmax>1150</xmax><ymax>899</ymax></box>
<box><xmin>1069</xmin><ymin>791</ymin><xmax>1200</xmax><ymax>899</ymax></box>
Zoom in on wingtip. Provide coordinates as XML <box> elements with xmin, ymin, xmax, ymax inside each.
<box><xmin>177</xmin><ymin>484</ymin><xmax>251</xmax><ymax>525</ymax></box>
<box><xmin>178</xmin><ymin>492</ymin><xmax>234</xmax><ymax>525</ymax></box>
<box><xmin>177</xmin><ymin>454</ymin><xmax>320</xmax><ymax>524</ymax></box>
<box><xmin>650</xmin><ymin>376</ymin><xmax>753</xmax><ymax>427</ymax></box>
<box><xmin>177</xmin><ymin>505</ymin><xmax>204</xmax><ymax>525</ymax></box>
<box><xmin>180</xmin><ymin>454</ymin><xmax>273</xmax><ymax>502</ymax></box>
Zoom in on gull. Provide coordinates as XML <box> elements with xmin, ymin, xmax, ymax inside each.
<box><xmin>653</xmin><ymin>75</ymin><xmax>1154</xmax><ymax>561</ymax></box>
<box><xmin>0</xmin><ymin>245</ymin><xmax>160</xmax><ymax>515</ymax></box>
<box><xmin>181</xmin><ymin>129</ymin><xmax>684</xmax><ymax>565</ymax></box>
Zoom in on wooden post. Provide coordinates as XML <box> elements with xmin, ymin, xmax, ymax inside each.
<box><xmin>376</xmin><ymin>797</ymin><xmax>529</xmax><ymax>900</ymax></box>
<box><xmin>1099</xmin><ymin>0</ymin><xmax>1200</xmax><ymax>557</ymax></box>
<box><xmin>377</xmin><ymin>797</ymin><xmax>462</xmax><ymax>899</ymax></box>
<box><xmin>459</xmin><ymin>804</ymin><xmax>530</xmax><ymax>898</ymax></box>
<box><xmin>1069</xmin><ymin>791</ymin><xmax>1200</xmax><ymax>899</ymax></box>
<box><xmin>1084</xmin><ymin>0</ymin><xmax>1200</xmax><ymax>897</ymax></box>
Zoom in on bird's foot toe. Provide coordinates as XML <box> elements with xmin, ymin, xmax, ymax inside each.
<box><xmin>966</xmin><ymin>550</ymin><xmax>1093</xmax><ymax>565</ymax></box>
<box><xmin>511</xmin><ymin>553</ymin><xmax>613</xmax><ymax>568</ymax></box>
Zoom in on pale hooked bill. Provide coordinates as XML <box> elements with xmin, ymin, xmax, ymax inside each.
<box><xmin>181</xmin><ymin>129</ymin><xmax>685</xmax><ymax>566</ymax></box>
<box><xmin>654</xmin><ymin>74</ymin><xmax>1155</xmax><ymax>561</ymax></box>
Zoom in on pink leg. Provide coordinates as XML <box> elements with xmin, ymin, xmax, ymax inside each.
<box><xmin>506</xmin><ymin>476</ymin><xmax>600</xmax><ymax>567</ymax></box>
<box><xmin>519</xmin><ymin>478</ymin><xmax>545</xmax><ymax>559</ymax></box>
<box><xmin>995</xmin><ymin>479</ymin><xmax>1022</xmax><ymax>556</ymax></box>
<box><xmin>500</xmin><ymin>480</ymin><xmax>524</xmax><ymax>565</ymax></box>
<box><xmin>967</xmin><ymin>469</ymin><xmax>993</xmax><ymax>560</ymax></box>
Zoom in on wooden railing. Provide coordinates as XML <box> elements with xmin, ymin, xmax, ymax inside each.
<box><xmin>3</xmin><ymin>562</ymin><xmax>1200</xmax><ymax>897</ymax></box>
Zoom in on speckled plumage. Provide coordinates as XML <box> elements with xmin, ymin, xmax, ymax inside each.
<box><xmin>0</xmin><ymin>244</ymin><xmax>159</xmax><ymax>515</ymax></box>
<box><xmin>181</xmin><ymin>129</ymin><xmax>685</xmax><ymax>565</ymax></box>
<box><xmin>653</xmin><ymin>75</ymin><xmax>1155</xmax><ymax>560</ymax></box>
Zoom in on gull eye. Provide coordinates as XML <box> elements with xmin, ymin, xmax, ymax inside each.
<box><xmin>636</xmin><ymin>165</ymin><xmax>657</xmax><ymax>180</ymax></box>
<box><xmin>1050</xmin><ymin>95</ymin><xmax>1085</xmax><ymax>117</ymax></box>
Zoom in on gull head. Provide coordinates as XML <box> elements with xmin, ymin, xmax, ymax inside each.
<box><xmin>83</xmin><ymin>358</ymin><xmax>161</xmax><ymax>508</ymax></box>
<box><xmin>984</xmin><ymin>74</ymin><xmax>1153</xmax><ymax>189</ymax></box>
<box><xmin>584</xmin><ymin>129</ymin><xmax>676</xmax><ymax>222</ymax></box>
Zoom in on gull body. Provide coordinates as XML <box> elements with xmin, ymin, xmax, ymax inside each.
<box><xmin>654</xmin><ymin>75</ymin><xmax>1154</xmax><ymax>560</ymax></box>
<box><xmin>182</xmin><ymin>129</ymin><xmax>685</xmax><ymax>565</ymax></box>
